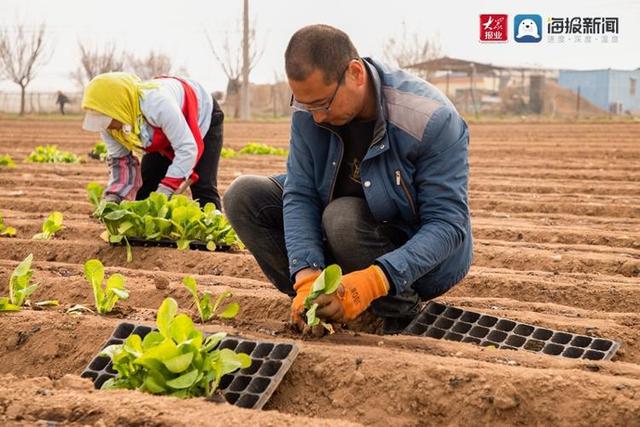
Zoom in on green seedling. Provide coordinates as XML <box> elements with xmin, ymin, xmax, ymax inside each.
<box><xmin>238</xmin><ymin>142</ymin><xmax>288</xmax><ymax>156</ymax></box>
<box><xmin>26</xmin><ymin>145</ymin><xmax>79</xmax><ymax>163</ymax></box>
<box><xmin>96</xmin><ymin>192</ymin><xmax>243</xmax><ymax>261</ymax></box>
<box><xmin>87</xmin><ymin>182</ymin><xmax>105</xmax><ymax>209</ymax></box>
<box><xmin>303</xmin><ymin>264</ymin><xmax>343</xmax><ymax>334</ymax></box>
<box><xmin>0</xmin><ymin>254</ymin><xmax>59</xmax><ymax>312</ymax></box>
<box><xmin>84</xmin><ymin>259</ymin><xmax>129</xmax><ymax>314</ymax></box>
<box><xmin>100</xmin><ymin>297</ymin><xmax>251</xmax><ymax>398</ymax></box>
<box><xmin>0</xmin><ymin>212</ymin><xmax>17</xmax><ymax>237</ymax></box>
<box><xmin>9</xmin><ymin>254</ymin><xmax>38</xmax><ymax>307</ymax></box>
<box><xmin>220</xmin><ymin>147</ymin><xmax>237</xmax><ymax>158</ymax></box>
<box><xmin>182</xmin><ymin>276</ymin><xmax>239</xmax><ymax>323</ymax></box>
<box><xmin>32</xmin><ymin>211</ymin><xmax>64</xmax><ymax>240</ymax></box>
<box><xmin>0</xmin><ymin>154</ymin><xmax>16</xmax><ymax>168</ymax></box>
<box><xmin>89</xmin><ymin>141</ymin><xmax>107</xmax><ymax>161</ymax></box>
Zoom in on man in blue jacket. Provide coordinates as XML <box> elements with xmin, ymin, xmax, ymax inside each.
<box><xmin>224</xmin><ymin>24</ymin><xmax>472</xmax><ymax>334</ymax></box>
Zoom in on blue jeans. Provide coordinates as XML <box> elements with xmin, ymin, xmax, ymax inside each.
<box><xmin>223</xmin><ymin>175</ymin><xmax>459</xmax><ymax>320</ymax></box>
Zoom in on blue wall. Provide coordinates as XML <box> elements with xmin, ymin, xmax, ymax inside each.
<box><xmin>558</xmin><ymin>69</ymin><xmax>640</xmax><ymax>113</ymax></box>
<box><xmin>608</xmin><ymin>70</ymin><xmax>640</xmax><ymax>113</ymax></box>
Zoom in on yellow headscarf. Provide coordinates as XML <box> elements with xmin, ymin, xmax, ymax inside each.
<box><xmin>81</xmin><ymin>72</ymin><xmax>158</xmax><ymax>154</ymax></box>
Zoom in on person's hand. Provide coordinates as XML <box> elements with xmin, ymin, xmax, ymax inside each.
<box><xmin>103</xmin><ymin>193</ymin><xmax>122</xmax><ymax>203</ymax></box>
<box><xmin>290</xmin><ymin>269</ymin><xmax>321</xmax><ymax>331</ymax></box>
<box><xmin>313</xmin><ymin>265</ymin><xmax>390</xmax><ymax>323</ymax></box>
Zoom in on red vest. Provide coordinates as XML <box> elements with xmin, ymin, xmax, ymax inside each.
<box><xmin>146</xmin><ymin>76</ymin><xmax>204</xmax><ymax>187</ymax></box>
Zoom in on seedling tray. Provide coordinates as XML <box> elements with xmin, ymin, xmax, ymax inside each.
<box><xmin>404</xmin><ymin>301</ymin><xmax>620</xmax><ymax>361</ymax></box>
<box><xmin>111</xmin><ymin>237</ymin><xmax>231</xmax><ymax>252</ymax></box>
<box><xmin>81</xmin><ymin>322</ymin><xmax>299</xmax><ymax>409</ymax></box>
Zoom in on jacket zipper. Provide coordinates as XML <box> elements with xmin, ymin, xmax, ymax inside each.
<box><xmin>317</xmin><ymin>124</ymin><xmax>344</xmax><ymax>202</ymax></box>
<box><xmin>395</xmin><ymin>170</ymin><xmax>417</xmax><ymax>217</ymax></box>
<box><xmin>318</xmin><ymin>120</ymin><xmax>384</xmax><ymax>203</ymax></box>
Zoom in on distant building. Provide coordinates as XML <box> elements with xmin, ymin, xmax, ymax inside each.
<box><xmin>558</xmin><ymin>69</ymin><xmax>640</xmax><ymax>115</ymax></box>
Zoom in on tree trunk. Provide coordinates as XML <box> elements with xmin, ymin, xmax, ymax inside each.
<box><xmin>20</xmin><ymin>84</ymin><xmax>26</xmax><ymax>116</ymax></box>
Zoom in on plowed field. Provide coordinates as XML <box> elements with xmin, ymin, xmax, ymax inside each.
<box><xmin>0</xmin><ymin>118</ymin><xmax>638</xmax><ymax>426</ymax></box>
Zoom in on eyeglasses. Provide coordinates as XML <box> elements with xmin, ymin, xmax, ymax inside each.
<box><xmin>289</xmin><ymin>61</ymin><xmax>354</xmax><ymax>113</ymax></box>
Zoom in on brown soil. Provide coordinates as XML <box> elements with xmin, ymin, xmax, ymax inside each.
<box><xmin>0</xmin><ymin>118</ymin><xmax>639</xmax><ymax>426</ymax></box>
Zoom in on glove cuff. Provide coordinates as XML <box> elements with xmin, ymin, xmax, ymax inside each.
<box><xmin>156</xmin><ymin>183</ymin><xmax>174</xmax><ymax>197</ymax></box>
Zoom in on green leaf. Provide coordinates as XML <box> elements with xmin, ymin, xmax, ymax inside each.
<box><xmin>169</xmin><ymin>314</ymin><xmax>195</xmax><ymax>344</ymax></box>
<box><xmin>217</xmin><ymin>302</ymin><xmax>240</xmax><ymax>319</ymax></box>
<box><xmin>84</xmin><ymin>259</ymin><xmax>105</xmax><ymax>310</ymax></box>
<box><xmin>163</xmin><ymin>352</ymin><xmax>194</xmax><ymax>373</ymax></box>
<box><xmin>9</xmin><ymin>254</ymin><xmax>36</xmax><ymax>307</ymax></box>
<box><xmin>123</xmin><ymin>334</ymin><xmax>143</xmax><ymax>357</ymax></box>
<box><xmin>143</xmin><ymin>374</ymin><xmax>167</xmax><ymax>393</ymax></box>
<box><xmin>165</xmin><ymin>369</ymin><xmax>199</xmax><ymax>389</ymax></box>
<box><xmin>142</xmin><ymin>331</ymin><xmax>164</xmax><ymax>350</ymax></box>
<box><xmin>0</xmin><ymin>297</ymin><xmax>21</xmax><ymax>312</ymax></box>
<box><xmin>157</xmin><ymin>298</ymin><xmax>178</xmax><ymax>337</ymax></box>
<box><xmin>305</xmin><ymin>302</ymin><xmax>320</xmax><ymax>326</ymax></box>
<box><xmin>203</xmin><ymin>332</ymin><xmax>226</xmax><ymax>352</ymax></box>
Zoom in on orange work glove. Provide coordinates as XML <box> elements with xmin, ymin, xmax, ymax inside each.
<box><xmin>290</xmin><ymin>270</ymin><xmax>321</xmax><ymax>329</ymax></box>
<box><xmin>314</xmin><ymin>265</ymin><xmax>390</xmax><ymax>323</ymax></box>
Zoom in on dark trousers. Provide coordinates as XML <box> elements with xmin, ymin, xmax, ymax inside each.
<box><xmin>223</xmin><ymin>175</ymin><xmax>457</xmax><ymax>321</ymax></box>
<box><xmin>136</xmin><ymin>100</ymin><xmax>224</xmax><ymax>209</ymax></box>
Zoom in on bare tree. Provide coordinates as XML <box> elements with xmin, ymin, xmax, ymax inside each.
<box><xmin>0</xmin><ymin>22</ymin><xmax>50</xmax><ymax>115</ymax></box>
<box><xmin>205</xmin><ymin>2</ymin><xmax>263</xmax><ymax>119</ymax></box>
<box><xmin>126</xmin><ymin>51</ymin><xmax>173</xmax><ymax>80</ymax></box>
<box><xmin>383</xmin><ymin>23</ymin><xmax>442</xmax><ymax>80</ymax></box>
<box><xmin>71</xmin><ymin>41</ymin><xmax>125</xmax><ymax>88</ymax></box>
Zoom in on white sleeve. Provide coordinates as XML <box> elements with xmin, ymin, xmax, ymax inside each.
<box><xmin>141</xmin><ymin>91</ymin><xmax>198</xmax><ymax>180</ymax></box>
<box><xmin>100</xmin><ymin>131</ymin><xmax>131</xmax><ymax>158</ymax></box>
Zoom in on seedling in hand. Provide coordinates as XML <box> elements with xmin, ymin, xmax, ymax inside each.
<box><xmin>303</xmin><ymin>264</ymin><xmax>343</xmax><ymax>334</ymax></box>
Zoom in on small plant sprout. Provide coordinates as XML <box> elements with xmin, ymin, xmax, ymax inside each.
<box><xmin>32</xmin><ymin>211</ymin><xmax>64</xmax><ymax>240</ymax></box>
<box><xmin>0</xmin><ymin>154</ymin><xmax>16</xmax><ymax>168</ymax></box>
<box><xmin>0</xmin><ymin>254</ymin><xmax>59</xmax><ymax>312</ymax></box>
<box><xmin>26</xmin><ymin>145</ymin><xmax>79</xmax><ymax>163</ymax></box>
<box><xmin>9</xmin><ymin>254</ymin><xmax>38</xmax><ymax>307</ymax></box>
<box><xmin>238</xmin><ymin>142</ymin><xmax>288</xmax><ymax>156</ymax></box>
<box><xmin>0</xmin><ymin>212</ymin><xmax>17</xmax><ymax>237</ymax></box>
<box><xmin>87</xmin><ymin>182</ymin><xmax>105</xmax><ymax>209</ymax></box>
<box><xmin>84</xmin><ymin>259</ymin><xmax>129</xmax><ymax>314</ymax></box>
<box><xmin>304</xmin><ymin>264</ymin><xmax>343</xmax><ymax>334</ymax></box>
<box><xmin>220</xmin><ymin>147</ymin><xmax>237</xmax><ymax>158</ymax></box>
<box><xmin>88</xmin><ymin>140</ymin><xmax>107</xmax><ymax>161</ymax></box>
<box><xmin>99</xmin><ymin>297</ymin><xmax>251</xmax><ymax>398</ymax></box>
<box><xmin>182</xmin><ymin>276</ymin><xmax>240</xmax><ymax>323</ymax></box>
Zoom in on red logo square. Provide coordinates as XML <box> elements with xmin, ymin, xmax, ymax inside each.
<box><xmin>480</xmin><ymin>14</ymin><xmax>508</xmax><ymax>42</ymax></box>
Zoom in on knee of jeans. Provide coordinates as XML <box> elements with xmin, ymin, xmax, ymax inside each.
<box><xmin>322</xmin><ymin>197</ymin><xmax>368</xmax><ymax>242</ymax></box>
<box><xmin>222</xmin><ymin>175</ymin><xmax>264</xmax><ymax>223</ymax></box>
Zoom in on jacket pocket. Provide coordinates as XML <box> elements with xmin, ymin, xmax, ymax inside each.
<box><xmin>395</xmin><ymin>170</ymin><xmax>417</xmax><ymax>218</ymax></box>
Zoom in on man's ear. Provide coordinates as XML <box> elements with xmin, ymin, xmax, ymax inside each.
<box><xmin>348</xmin><ymin>60</ymin><xmax>366</xmax><ymax>87</ymax></box>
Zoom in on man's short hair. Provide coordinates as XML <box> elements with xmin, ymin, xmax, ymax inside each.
<box><xmin>285</xmin><ymin>24</ymin><xmax>359</xmax><ymax>85</ymax></box>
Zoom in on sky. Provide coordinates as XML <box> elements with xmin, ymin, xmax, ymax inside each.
<box><xmin>0</xmin><ymin>0</ymin><xmax>638</xmax><ymax>93</ymax></box>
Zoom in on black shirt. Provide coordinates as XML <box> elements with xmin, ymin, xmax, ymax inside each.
<box><xmin>332</xmin><ymin>119</ymin><xmax>376</xmax><ymax>199</ymax></box>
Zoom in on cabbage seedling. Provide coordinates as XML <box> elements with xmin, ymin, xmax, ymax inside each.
<box><xmin>100</xmin><ymin>297</ymin><xmax>251</xmax><ymax>397</ymax></box>
<box><xmin>303</xmin><ymin>264</ymin><xmax>342</xmax><ymax>334</ymax></box>
<box><xmin>32</xmin><ymin>211</ymin><xmax>63</xmax><ymax>240</ymax></box>
<box><xmin>84</xmin><ymin>259</ymin><xmax>129</xmax><ymax>314</ymax></box>
<box><xmin>182</xmin><ymin>276</ymin><xmax>239</xmax><ymax>322</ymax></box>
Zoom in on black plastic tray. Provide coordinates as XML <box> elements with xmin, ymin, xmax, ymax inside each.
<box><xmin>112</xmin><ymin>237</ymin><xmax>231</xmax><ymax>252</ymax></box>
<box><xmin>81</xmin><ymin>322</ymin><xmax>299</xmax><ymax>409</ymax></box>
<box><xmin>404</xmin><ymin>301</ymin><xmax>620</xmax><ymax>361</ymax></box>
